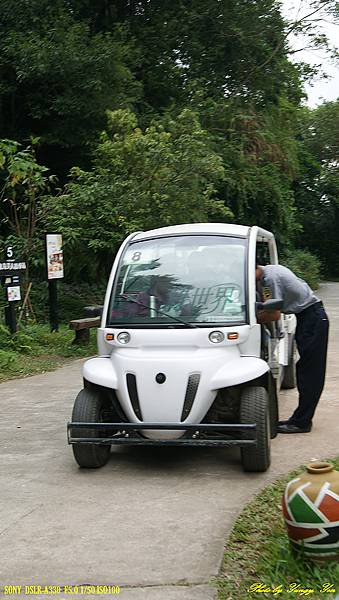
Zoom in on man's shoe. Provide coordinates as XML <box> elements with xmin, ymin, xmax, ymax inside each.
<box><xmin>278</xmin><ymin>419</ymin><xmax>293</xmax><ymax>426</ymax></box>
<box><xmin>278</xmin><ymin>423</ymin><xmax>312</xmax><ymax>434</ymax></box>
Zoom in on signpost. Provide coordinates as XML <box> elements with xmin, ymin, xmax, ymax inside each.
<box><xmin>45</xmin><ymin>233</ymin><xmax>64</xmax><ymax>332</ymax></box>
<box><xmin>0</xmin><ymin>245</ymin><xmax>26</xmax><ymax>333</ymax></box>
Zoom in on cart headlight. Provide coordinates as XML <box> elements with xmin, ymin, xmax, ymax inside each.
<box><xmin>209</xmin><ymin>331</ymin><xmax>224</xmax><ymax>344</ymax></box>
<box><xmin>117</xmin><ymin>332</ymin><xmax>131</xmax><ymax>344</ymax></box>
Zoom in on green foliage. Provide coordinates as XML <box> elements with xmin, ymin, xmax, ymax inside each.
<box><xmin>294</xmin><ymin>100</ymin><xmax>339</xmax><ymax>276</ymax></box>
<box><xmin>46</xmin><ymin>108</ymin><xmax>231</xmax><ymax>280</ymax></box>
<box><xmin>0</xmin><ymin>323</ymin><xmax>97</xmax><ymax>382</ymax></box>
<box><xmin>0</xmin><ymin>348</ymin><xmax>17</xmax><ymax>368</ymax></box>
<box><xmin>107</xmin><ymin>0</ymin><xmax>303</xmax><ymax>109</ymax></box>
<box><xmin>0</xmin><ymin>0</ymin><xmax>337</xmax><ymax>294</ymax></box>
<box><xmin>187</xmin><ymin>92</ymin><xmax>302</xmax><ymax>243</ymax></box>
<box><xmin>0</xmin><ymin>139</ymin><xmax>55</xmax><ymax>277</ymax></box>
<box><xmin>305</xmin><ymin>100</ymin><xmax>339</xmax><ymax>164</ymax></box>
<box><xmin>281</xmin><ymin>249</ymin><xmax>321</xmax><ymax>290</ymax></box>
<box><xmin>0</xmin><ymin>0</ymin><xmax>140</xmax><ymax>171</ymax></box>
<box><xmin>0</xmin><ymin>323</ymin><xmax>38</xmax><ymax>353</ymax></box>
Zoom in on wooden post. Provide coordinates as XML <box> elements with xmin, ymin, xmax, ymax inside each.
<box><xmin>45</xmin><ymin>233</ymin><xmax>64</xmax><ymax>333</ymax></box>
<box><xmin>48</xmin><ymin>279</ymin><xmax>59</xmax><ymax>332</ymax></box>
<box><xmin>4</xmin><ymin>303</ymin><xmax>17</xmax><ymax>334</ymax></box>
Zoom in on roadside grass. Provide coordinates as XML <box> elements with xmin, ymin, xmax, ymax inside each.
<box><xmin>216</xmin><ymin>458</ymin><xmax>339</xmax><ymax>600</ymax></box>
<box><xmin>0</xmin><ymin>323</ymin><xmax>97</xmax><ymax>382</ymax></box>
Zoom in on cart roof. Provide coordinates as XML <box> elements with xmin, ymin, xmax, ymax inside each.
<box><xmin>132</xmin><ymin>223</ymin><xmax>269</xmax><ymax>241</ymax></box>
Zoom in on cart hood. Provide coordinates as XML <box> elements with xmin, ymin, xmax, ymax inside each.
<box><xmin>84</xmin><ymin>325</ymin><xmax>268</xmax><ymax>438</ymax></box>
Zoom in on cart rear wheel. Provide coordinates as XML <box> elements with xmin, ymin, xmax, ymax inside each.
<box><xmin>240</xmin><ymin>386</ymin><xmax>271</xmax><ymax>473</ymax></box>
<box><xmin>71</xmin><ymin>388</ymin><xmax>111</xmax><ymax>468</ymax></box>
<box><xmin>281</xmin><ymin>335</ymin><xmax>297</xmax><ymax>389</ymax></box>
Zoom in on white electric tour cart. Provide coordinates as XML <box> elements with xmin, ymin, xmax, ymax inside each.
<box><xmin>67</xmin><ymin>224</ymin><xmax>296</xmax><ymax>472</ymax></box>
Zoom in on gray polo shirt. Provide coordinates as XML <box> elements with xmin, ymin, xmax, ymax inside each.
<box><xmin>259</xmin><ymin>265</ymin><xmax>320</xmax><ymax>314</ymax></box>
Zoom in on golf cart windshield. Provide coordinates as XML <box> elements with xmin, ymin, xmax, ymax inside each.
<box><xmin>108</xmin><ymin>235</ymin><xmax>247</xmax><ymax>327</ymax></box>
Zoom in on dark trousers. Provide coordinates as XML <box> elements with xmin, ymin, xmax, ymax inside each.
<box><xmin>290</xmin><ymin>301</ymin><xmax>329</xmax><ymax>427</ymax></box>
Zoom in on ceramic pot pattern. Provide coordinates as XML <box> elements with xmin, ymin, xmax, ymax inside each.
<box><xmin>282</xmin><ymin>462</ymin><xmax>339</xmax><ymax>562</ymax></box>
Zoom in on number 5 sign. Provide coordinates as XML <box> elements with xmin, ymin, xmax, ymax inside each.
<box><xmin>5</xmin><ymin>245</ymin><xmax>14</xmax><ymax>260</ymax></box>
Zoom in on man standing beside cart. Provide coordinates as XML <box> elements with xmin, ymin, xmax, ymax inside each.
<box><xmin>256</xmin><ymin>263</ymin><xmax>329</xmax><ymax>434</ymax></box>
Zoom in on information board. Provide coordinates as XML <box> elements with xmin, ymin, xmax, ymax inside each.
<box><xmin>46</xmin><ymin>234</ymin><xmax>64</xmax><ymax>280</ymax></box>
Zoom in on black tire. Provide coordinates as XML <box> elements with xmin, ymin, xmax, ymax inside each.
<box><xmin>268</xmin><ymin>375</ymin><xmax>279</xmax><ymax>439</ymax></box>
<box><xmin>240</xmin><ymin>386</ymin><xmax>271</xmax><ymax>473</ymax></box>
<box><xmin>71</xmin><ymin>388</ymin><xmax>111</xmax><ymax>468</ymax></box>
<box><xmin>281</xmin><ymin>335</ymin><xmax>297</xmax><ymax>389</ymax></box>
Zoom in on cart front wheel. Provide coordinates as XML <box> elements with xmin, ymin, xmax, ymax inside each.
<box><xmin>71</xmin><ymin>388</ymin><xmax>111</xmax><ymax>468</ymax></box>
<box><xmin>240</xmin><ymin>386</ymin><xmax>271</xmax><ymax>473</ymax></box>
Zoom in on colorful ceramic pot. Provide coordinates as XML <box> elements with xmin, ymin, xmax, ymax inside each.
<box><xmin>282</xmin><ymin>462</ymin><xmax>339</xmax><ymax>562</ymax></box>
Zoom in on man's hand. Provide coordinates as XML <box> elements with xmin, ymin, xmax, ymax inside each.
<box><xmin>257</xmin><ymin>309</ymin><xmax>281</xmax><ymax>324</ymax></box>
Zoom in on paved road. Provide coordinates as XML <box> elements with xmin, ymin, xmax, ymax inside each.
<box><xmin>1</xmin><ymin>283</ymin><xmax>338</xmax><ymax>600</ymax></box>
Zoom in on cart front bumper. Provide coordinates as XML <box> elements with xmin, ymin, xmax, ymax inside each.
<box><xmin>67</xmin><ymin>422</ymin><xmax>257</xmax><ymax>447</ymax></box>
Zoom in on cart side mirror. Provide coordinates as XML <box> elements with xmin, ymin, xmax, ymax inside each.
<box><xmin>256</xmin><ymin>299</ymin><xmax>283</xmax><ymax>312</ymax></box>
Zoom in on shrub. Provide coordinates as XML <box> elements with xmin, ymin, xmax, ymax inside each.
<box><xmin>0</xmin><ymin>323</ymin><xmax>97</xmax><ymax>381</ymax></box>
<box><xmin>0</xmin><ymin>349</ymin><xmax>17</xmax><ymax>368</ymax></box>
<box><xmin>281</xmin><ymin>249</ymin><xmax>321</xmax><ymax>290</ymax></box>
<box><xmin>0</xmin><ymin>323</ymin><xmax>38</xmax><ymax>354</ymax></box>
